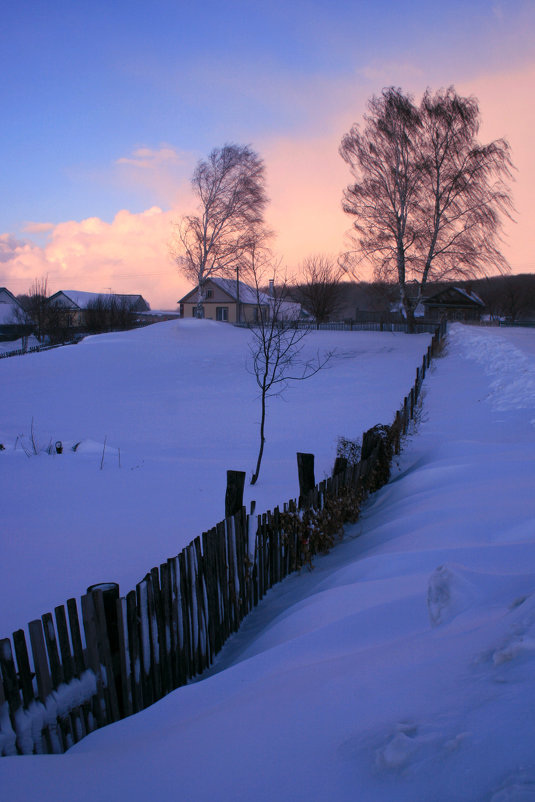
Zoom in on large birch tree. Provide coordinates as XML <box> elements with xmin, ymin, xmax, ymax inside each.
<box><xmin>171</xmin><ymin>143</ymin><xmax>268</xmax><ymax>317</ymax></box>
<box><xmin>340</xmin><ymin>87</ymin><xmax>514</xmax><ymax>330</ymax></box>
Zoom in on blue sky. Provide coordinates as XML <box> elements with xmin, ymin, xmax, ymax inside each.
<box><xmin>1</xmin><ymin>0</ymin><xmax>534</xmax><ymax>305</ymax></box>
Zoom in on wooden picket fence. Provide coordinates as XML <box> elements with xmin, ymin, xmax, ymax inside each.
<box><xmin>0</xmin><ymin>320</ymin><xmax>447</xmax><ymax>756</ymax></box>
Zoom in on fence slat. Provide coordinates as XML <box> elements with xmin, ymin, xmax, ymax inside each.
<box><xmin>135</xmin><ymin>579</ymin><xmax>154</xmax><ymax>708</ymax></box>
<box><xmin>67</xmin><ymin>599</ymin><xmax>85</xmax><ymax>676</ymax></box>
<box><xmin>116</xmin><ymin>597</ymin><xmax>133</xmax><ymax>718</ymax></box>
<box><xmin>146</xmin><ymin>571</ymin><xmax>163</xmax><ymax>702</ymax></box>
<box><xmin>42</xmin><ymin>613</ymin><xmax>63</xmax><ymax>690</ymax></box>
<box><xmin>91</xmin><ymin>590</ymin><xmax>120</xmax><ymax>723</ymax></box>
<box><xmin>12</xmin><ymin>630</ymin><xmax>35</xmax><ymax>708</ymax></box>
<box><xmin>80</xmin><ymin>593</ymin><xmax>107</xmax><ymax>728</ymax></box>
<box><xmin>126</xmin><ymin>590</ymin><xmax>142</xmax><ymax>713</ymax></box>
<box><xmin>158</xmin><ymin>562</ymin><xmax>173</xmax><ymax>695</ymax></box>
<box><xmin>28</xmin><ymin>620</ymin><xmax>52</xmax><ymax>703</ymax></box>
<box><xmin>54</xmin><ymin>606</ymin><xmax>74</xmax><ymax>684</ymax></box>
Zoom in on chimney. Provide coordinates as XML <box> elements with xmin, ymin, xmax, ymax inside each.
<box><xmin>269</xmin><ymin>279</ymin><xmax>274</xmax><ymax>295</ymax></box>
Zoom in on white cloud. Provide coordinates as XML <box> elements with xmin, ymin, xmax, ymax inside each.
<box><xmin>115</xmin><ymin>145</ymin><xmax>185</xmax><ymax>170</ymax></box>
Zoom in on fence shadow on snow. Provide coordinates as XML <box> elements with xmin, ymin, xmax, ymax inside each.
<box><xmin>0</xmin><ymin>321</ymin><xmax>447</xmax><ymax>756</ymax></box>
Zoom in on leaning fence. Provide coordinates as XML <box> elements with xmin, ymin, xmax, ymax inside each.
<box><xmin>0</xmin><ymin>320</ymin><xmax>447</xmax><ymax>757</ymax></box>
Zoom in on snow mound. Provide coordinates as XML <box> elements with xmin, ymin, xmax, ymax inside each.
<box><xmin>449</xmin><ymin>324</ymin><xmax>535</xmax><ymax>414</ymax></box>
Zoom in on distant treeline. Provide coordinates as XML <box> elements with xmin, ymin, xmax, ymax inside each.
<box><xmin>290</xmin><ymin>274</ymin><xmax>535</xmax><ymax>323</ymax></box>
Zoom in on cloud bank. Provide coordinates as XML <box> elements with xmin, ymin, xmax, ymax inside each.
<box><xmin>1</xmin><ymin>61</ymin><xmax>533</xmax><ymax>308</ymax></box>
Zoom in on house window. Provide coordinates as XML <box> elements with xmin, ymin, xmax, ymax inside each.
<box><xmin>205</xmin><ymin>289</ymin><xmax>213</xmax><ymax>298</ymax></box>
<box><xmin>193</xmin><ymin>305</ymin><xmax>204</xmax><ymax>318</ymax></box>
<box><xmin>216</xmin><ymin>306</ymin><xmax>229</xmax><ymax>321</ymax></box>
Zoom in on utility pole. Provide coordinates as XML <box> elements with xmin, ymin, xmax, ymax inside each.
<box><xmin>236</xmin><ymin>265</ymin><xmax>241</xmax><ymax>324</ymax></box>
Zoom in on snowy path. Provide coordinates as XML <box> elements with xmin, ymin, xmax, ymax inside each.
<box><xmin>2</xmin><ymin>324</ymin><xmax>535</xmax><ymax>801</ymax></box>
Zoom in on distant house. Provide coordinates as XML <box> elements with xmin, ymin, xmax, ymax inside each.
<box><xmin>0</xmin><ymin>288</ymin><xmax>24</xmax><ymax>323</ymax></box>
<box><xmin>0</xmin><ymin>288</ymin><xmax>31</xmax><ymax>341</ymax></box>
<box><xmin>423</xmin><ymin>286</ymin><xmax>485</xmax><ymax>322</ymax></box>
<box><xmin>48</xmin><ymin>291</ymin><xmax>150</xmax><ymax>327</ymax></box>
<box><xmin>178</xmin><ymin>277</ymin><xmax>303</xmax><ymax>323</ymax></box>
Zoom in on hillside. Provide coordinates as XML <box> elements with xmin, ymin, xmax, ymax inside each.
<box><xmin>2</xmin><ymin>323</ymin><xmax>535</xmax><ymax>800</ymax></box>
<box><xmin>0</xmin><ymin>320</ymin><xmax>431</xmax><ymax>635</ymax></box>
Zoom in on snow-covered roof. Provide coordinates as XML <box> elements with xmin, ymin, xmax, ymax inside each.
<box><xmin>0</xmin><ymin>288</ymin><xmax>25</xmax><ymax>323</ymax></box>
<box><xmin>179</xmin><ymin>277</ymin><xmax>304</xmax><ymax>320</ymax></box>
<box><xmin>0</xmin><ymin>287</ymin><xmax>23</xmax><ymax>306</ymax></box>
<box><xmin>209</xmin><ymin>277</ymin><xmax>271</xmax><ymax>305</ymax></box>
<box><xmin>49</xmin><ymin>291</ymin><xmax>148</xmax><ymax>309</ymax></box>
<box><xmin>424</xmin><ymin>286</ymin><xmax>485</xmax><ymax>308</ymax></box>
<box><xmin>49</xmin><ymin>290</ymin><xmax>104</xmax><ymax>308</ymax></box>
<box><xmin>0</xmin><ymin>304</ymin><xmax>18</xmax><ymax>324</ymax></box>
<box><xmin>453</xmin><ymin>286</ymin><xmax>485</xmax><ymax>306</ymax></box>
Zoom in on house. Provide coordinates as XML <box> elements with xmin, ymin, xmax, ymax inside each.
<box><xmin>178</xmin><ymin>277</ymin><xmax>304</xmax><ymax>323</ymax></box>
<box><xmin>0</xmin><ymin>287</ymin><xmax>31</xmax><ymax>341</ymax></box>
<box><xmin>48</xmin><ymin>291</ymin><xmax>150</xmax><ymax>327</ymax></box>
<box><xmin>0</xmin><ymin>287</ymin><xmax>24</xmax><ymax>323</ymax></box>
<box><xmin>422</xmin><ymin>286</ymin><xmax>485</xmax><ymax>321</ymax></box>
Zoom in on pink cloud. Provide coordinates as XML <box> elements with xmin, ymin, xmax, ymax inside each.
<box><xmin>0</xmin><ymin>208</ymin><xmax>190</xmax><ymax>309</ymax></box>
<box><xmin>2</xmin><ymin>64</ymin><xmax>532</xmax><ymax>313</ymax></box>
<box><xmin>113</xmin><ymin>145</ymin><xmax>194</xmax><ymax>208</ymax></box>
<box><xmin>115</xmin><ymin>145</ymin><xmax>184</xmax><ymax>170</ymax></box>
<box><xmin>22</xmin><ymin>222</ymin><xmax>55</xmax><ymax>234</ymax></box>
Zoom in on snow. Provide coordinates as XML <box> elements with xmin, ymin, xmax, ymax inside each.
<box><xmin>49</xmin><ymin>290</ymin><xmax>145</xmax><ymax>309</ymax></box>
<box><xmin>0</xmin><ymin>319</ymin><xmax>429</xmax><ymax>635</ymax></box>
<box><xmin>0</xmin><ymin>334</ymin><xmax>39</xmax><ymax>354</ymax></box>
<box><xmin>2</xmin><ymin>322</ymin><xmax>535</xmax><ymax>801</ymax></box>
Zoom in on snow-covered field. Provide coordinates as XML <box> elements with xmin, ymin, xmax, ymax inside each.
<box><xmin>2</xmin><ymin>322</ymin><xmax>535</xmax><ymax>801</ymax></box>
<box><xmin>0</xmin><ymin>320</ymin><xmax>430</xmax><ymax>635</ymax></box>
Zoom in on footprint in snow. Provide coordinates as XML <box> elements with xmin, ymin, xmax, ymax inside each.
<box><xmin>427</xmin><ymin>563</ymin><xmax>479</xmax><ymax>626</ymax></box>
<box><xmin>490</xmin><ymin>774</ymin><xmax>535</xmax><ymax>801</ymax></box>
<box><xmin>374</xmin><ymin>721</ymin><xmax>468</xmax><ymax>772</ymax></box>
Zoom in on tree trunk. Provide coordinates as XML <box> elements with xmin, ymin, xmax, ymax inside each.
<box><xmin>251</xmin><ymin>389</ymin><xmax>267</xmax><ymax>485</ymax></box>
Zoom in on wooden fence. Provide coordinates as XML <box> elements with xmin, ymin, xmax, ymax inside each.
<box><xmin>0</xmin><ymin>321</ymin><xmax>447</xmax><ymax>756</ymax></box>
<box><xmin>0</xmin><ymin>336</ymin><xmax>83</xmax><ymax>360</ymax></box>
<box><xmin>236</xmin><ymin>319</ymin><xmax>440</xmax><ymax>334</ymax></box>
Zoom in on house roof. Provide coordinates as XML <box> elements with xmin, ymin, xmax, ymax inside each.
<box><xmin>424</xmin><ymin>286</ymin><xmax>485</xmax><ymax>308</ymax></box>
<box><xmin>0</xmin><ymin>287</ymin><xmax>20</xmax><ymax>305</ymax></box>
<box><xmin>179</xmin><ymin>277</ymin><xmax>271</xmax><ymax>306</ymax></box>
<box><xmin>49</xmin><ymin>291</ymin><xmax>149</xmax><ymax>309</ymax></box>
<box><xmin>212</xmin><ymin>277</ymin><xmax>272</xmax><ymax>305</ymax></box>
<box><xmin>179</xmin><ymin>277</ymin><xmax>305</xmax><ymax>320</ymax></box>
<box><xmin>0</xmin><ymin>288</ymin><xmax>25</xmax><ymax>324</ymax></box>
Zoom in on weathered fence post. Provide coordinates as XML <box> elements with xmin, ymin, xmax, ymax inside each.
<box><xmin>225</xmin><ymin>470</ymin><xmax>246</xmax><ymax>518</ymax></box>
<box><xmin>297</xmin><ymin>452</ymin><xmax>315</xmax><ymax>506</ymax></box>
<box><xmin>87</xmin><ymin>583</ymin><xmax>122</xmax><ymax>718</ymax></box>
<box><xmin>333</xmin><ymin>456</ymin><xmax>348</xmax><ymax>477</ymax></box>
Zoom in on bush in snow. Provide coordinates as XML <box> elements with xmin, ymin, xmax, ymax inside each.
<box><xmin>280</xmin><ymin>486</ymin><xmax>361</xmax><ymax>571</ymax></box>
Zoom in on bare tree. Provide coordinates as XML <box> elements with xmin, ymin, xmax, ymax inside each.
<box><xmin>247</xmin><ymin>249</ymin><xmax>332</xmax><ymax>486</ymax></box>
<box><xmin>340</xmin><ymin>86</ymin><xmax>514</xmax><ymax>330</ymax></box>
<box><xmin>171</xmin><ymin>143</ymin><xmax>268</xmax><ymax>317</ymax></box>
<box><xmin>340</xmin><ymin>88</ymin><xmax>422</xmax><ymax>329</ymax></box>
<box><xmin>84</xmin><ymin>295</ymin><xmax>137</xmax><ymax>332</ymax></box>
<box><xmin>293</xmin><ymin>254</ymin><xmax>346</xmax><ymax>324</ymax></box>
<box><xmin>21</xmin><ymin>276</ymin><xmax>50</xmax><ymax>342</ymax></box>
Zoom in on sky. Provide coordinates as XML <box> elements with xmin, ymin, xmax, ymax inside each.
<box><xmin>1</xmin><ymin>0</ymin><xmax>534</xmax><ymax>308</ymax></box>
